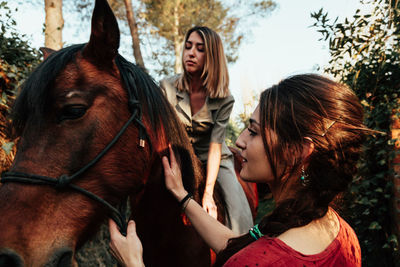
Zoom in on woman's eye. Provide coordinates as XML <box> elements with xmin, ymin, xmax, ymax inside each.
<box><xmin>58</xmin><ymin>105</ymin><xmax>87</xmax><ymax>122</ymax></box>
<box><xmin>185</xmin><ymin>43</ymin><xmax>192</xmax><ymax>49</ymax></box>
<box><xmin>197</xmin><ymin>47</ymin><xmax>204</xmax><ymax>52</ymax></box>
<box><xmin>247</xmin><ymin>128</ymin><xmax>257</xmax><ymax>136</ymax></box>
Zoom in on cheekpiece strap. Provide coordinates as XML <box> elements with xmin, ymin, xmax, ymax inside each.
<box><xmin>249</xmin><ymin>224</ymin><xmax>264</xmax><ymax>240</ymax></box>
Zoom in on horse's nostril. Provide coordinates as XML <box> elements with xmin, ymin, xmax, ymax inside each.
<box><xmin>57</xmin><ymin>250</ymin><xmax>73</xmax><ymax>267</ymax></box>
<box><xmin>0</xmin><ymin>249</ymin><xmax>24</xmax><ymax>267</ymax></box>
<box><xmin>45</xmin><ymin>248</ymin><xmax>73</xmax><ymax>267</ymax></box>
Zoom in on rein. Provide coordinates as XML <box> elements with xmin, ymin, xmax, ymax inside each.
<box><xmin>0</xmin><ymin>99</ymin><xmax>151</xmax><ymax>236</ymax></box>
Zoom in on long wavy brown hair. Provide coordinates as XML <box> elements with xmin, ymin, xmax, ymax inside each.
<box><xmin>215</xmin><ymin>73</ymin><xmax>372</xmax><ymax>266</ymax></box>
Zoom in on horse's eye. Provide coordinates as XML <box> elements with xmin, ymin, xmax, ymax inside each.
<box><xmin>59</xmin><ymin>105</ymin><xmax>87</xmax><ymax>122</ymax></box>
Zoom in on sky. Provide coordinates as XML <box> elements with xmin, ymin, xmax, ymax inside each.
<box><xmin>4</xmin><ymin>0</ymin><xmax>368</xmax><ymax>117</ymax></box>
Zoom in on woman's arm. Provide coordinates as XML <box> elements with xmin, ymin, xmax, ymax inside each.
<box><xmin>202</xmin><ymin>142</ymin><xmax>222</xmax><ymax>219</ymax></box>
<box><xmin>162</xmin><ymin>145</ymin><xmax>237</xmax><ymax>253</ymax></box>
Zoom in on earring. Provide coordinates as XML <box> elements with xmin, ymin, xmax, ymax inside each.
<box><xmin>300</xmin><ymin>166</ymin><xmax>309</xmax><ymax>186</ymax></box>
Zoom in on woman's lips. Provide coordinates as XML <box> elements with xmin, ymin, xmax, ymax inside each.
<box><xmin>236</xmin><ymin>153</ymin><xmax>247</xmax><ymax>164</ymax></box>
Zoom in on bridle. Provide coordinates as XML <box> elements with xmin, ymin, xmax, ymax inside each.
<box><xmin>0</xmin><ymin>84</ymin><xmax>151</xmax><ymax>236</ymax></box>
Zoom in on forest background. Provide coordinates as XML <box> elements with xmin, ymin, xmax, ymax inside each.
<box><xmin>0</xmin><ymin>0</ymin><xmax>399</xmax><ymax>266</ymax></box>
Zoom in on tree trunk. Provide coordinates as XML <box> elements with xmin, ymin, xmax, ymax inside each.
<box><xmin>44</xmin><ymin>0</ymin><xmax>64</xmax><ymax>50</ymax></box>
<box><xmin>173</xmin><ymin>0</ymin><xmax>182</xmax><ymax>74</ymax></box>
<box><xmin>123</xmin><ymin>0</ymin><xmax>146</xmax><ymax>70</ymax></box>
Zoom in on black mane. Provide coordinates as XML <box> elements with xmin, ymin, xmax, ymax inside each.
<box><xmin>12</xmin><ymin>44</ymin><xmax>85</xmax><ymax>133</ymax></box>
<box><xmin>13</xmin><ymin>44</ymin><xmax>186</xmax><ymax>143</ymax></box>
<box><xmin>12</xmin><ymin>43</ymin><xmax>200</xmax><ymax>193</ymax></box>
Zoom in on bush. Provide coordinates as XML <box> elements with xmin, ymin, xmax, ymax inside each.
<box><xmin>312</xmin><ymin>0</ymin><xmax>400</xmax><ymax>265</ymax></box>
<box><xmin>0</xmin><ymin>1</ymin><xmax>40</xmax><ymax>172</ymax></box>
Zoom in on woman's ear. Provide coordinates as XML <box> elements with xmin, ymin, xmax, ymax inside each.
<box><xmin>301</xmin><ymin>137</ymin><xmax>314</xmax><ymax>162</ymax></box>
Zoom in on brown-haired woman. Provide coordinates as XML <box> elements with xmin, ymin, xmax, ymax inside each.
<box><xmin>160</xmin><ymin>26</ymin><xmax>253</xmax><ymax>234</ymax></box>
<box><xmin>110</xmin><ymin>74</ymin><xmax>364</xmax><ymax>266</ymax></box>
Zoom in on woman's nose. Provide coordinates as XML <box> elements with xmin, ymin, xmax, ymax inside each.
<box><xmin>235</xmin><ymin>130</ymin><xmax>246</xmax><ymax>149</ymax></box>
<box><xmin>188</xmin><ymin>47</ymin><xmax>195</xmax><ymax>56</ymax></box>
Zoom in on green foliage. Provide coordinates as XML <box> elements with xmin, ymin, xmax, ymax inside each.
<box><xmin>225</xmin><ymin>119</ymin><xmax>241</xmax><ymax>147</ymax></box>
<box><xmin>312</xmin><ymin>0</ymin><xmax>400</xmax><ymax>265</ymax></box>
<box><xmin>0</xmin><ymin>1</ymin><xmax>40</xmax><ymax>169</ymax></box>
<box><xmin>0</xmin><ymin>1</ymin><xmax>40</xmax><ymax>101</ymax></box>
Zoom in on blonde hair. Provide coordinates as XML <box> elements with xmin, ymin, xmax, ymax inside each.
<box><xmin>176</xmin><ymin>26</ymin><xmax>230</xmax><ymax>98</ymax></box>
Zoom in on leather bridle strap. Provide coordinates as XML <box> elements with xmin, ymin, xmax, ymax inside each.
<box><xmin>0</xmin><ymin>104</ymin><xmax>151</xmax><ymax>236</ymax></box>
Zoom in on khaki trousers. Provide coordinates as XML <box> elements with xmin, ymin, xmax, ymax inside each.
<box><xmin>217</xmin><ymin>157</ymin><xmax>254</xmax><ymax>235</ymax></box>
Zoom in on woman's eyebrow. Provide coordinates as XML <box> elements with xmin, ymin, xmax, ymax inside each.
<box><xmin>186</xmin><ymin>40</ymin><xmax>204</xmax><ymax>45</ymax></box>
<box><xmin>249</xmin><ymin>118</ymin><xmax>260</xmax><ymax>126</ymax></box>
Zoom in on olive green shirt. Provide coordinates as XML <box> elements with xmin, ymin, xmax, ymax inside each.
<box><xmin>160</xmin><ymin>75</ymin><xmax>234</xmax><ymax>162</ymax></box>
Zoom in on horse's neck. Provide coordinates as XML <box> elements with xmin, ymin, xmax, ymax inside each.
<box><xmin>130</xmin><ymin>155</ymin><xmax>179</xmax><ymax>215</ymax></box>
<box><xmin>129</xmin><ymin>156</ymin><xmax>210</xmax><ymax>266</ymax></box>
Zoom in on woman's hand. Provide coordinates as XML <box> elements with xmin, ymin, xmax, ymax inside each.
<box><xmin>162</xmin><ymin>145</ymin><xmax>188</xmax><ymax>201</ymax></box>
<box><xmin>202</xmin><ymin>192</ymin><xmax>218</xmax><ymax>219</ymax></box>
<box><xmin>109</xmin><ymin>219</ymin><xmax>145</xmax><ymax>267</ymax></box>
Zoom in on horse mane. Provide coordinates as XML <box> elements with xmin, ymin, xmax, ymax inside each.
<box><xmin>11</xmin><ymin>43</ymin><xmax>202</xmax><ymax>196</ymax></box>
<box><xmin>12</xmin><ymin>44</ymin><xmax>85</xmax><ymax>134</ymax></box>
<box><xmin>114</xmin><ymin>55</ymin><xmax>202</xmax><ymax>195</ymax></box>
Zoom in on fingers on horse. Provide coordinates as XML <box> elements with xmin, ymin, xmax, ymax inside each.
<box><xmin>109</xmin><ymin>219</ymin><xmax>118</xmax><ymax>234</ymax></box>
<box><xmin>168</xmin><ymin>145</ymin><xmax>177</xmax><ymax>168</ymax></box>
<box><xmin>109</xmin><ymin>219</ymin><xmax>124</xmax><ymax>243</ymax></box>
<box><xmin>161</xmin><ymin>156</ymin><xmax>170</xmax><ymax>170</ymax></box>
<box><xmin>127</xmin><ymin>220</ymin><xmax>138</xmax><ymax>238</ymax></box>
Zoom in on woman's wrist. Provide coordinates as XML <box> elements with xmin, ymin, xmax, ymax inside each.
<box><xmin>173</xmin><ymin>189</ymin><xmax>189</xmax><ymax>202</ymax></box>
<box><xmin>203</xmin><ymin>187</ymin><xmax>214</xmax><ymax>196</ymax></box>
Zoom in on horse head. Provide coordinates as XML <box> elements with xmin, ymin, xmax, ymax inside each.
<box><xmin>0</xmin><ymin>0</ymin><xmax>203</xmax><ymax>266</ymax></box>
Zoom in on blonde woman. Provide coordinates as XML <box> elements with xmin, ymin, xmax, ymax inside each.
<box><xmin>160</xmin><ymin>26</ymin><xmax>253</xmax><ymax>234</ymax></box>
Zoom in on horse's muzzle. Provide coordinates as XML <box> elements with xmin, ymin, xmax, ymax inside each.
<box><xmin>0</xmin><ymin>249</ymin><xmax>23</xmax><ymax>267</ymax></box>
<box><xmin>0</xmin><ymin>247</ymin><xmax>75</xmax><ymax>267</ymax></box>
<box><xmin>44</xmin><ymin>248</ymin><xmax>74</xmax><ymax>267</ymax></box>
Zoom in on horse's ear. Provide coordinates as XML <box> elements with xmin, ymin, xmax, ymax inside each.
<box><xmin>83</xmin><ymin>0</ymin><xmax>120</xmax><ymax>66</ymax></box>
<box><xmin>39</xmin><ymin>47</ymin><xmax>56</xmax><ymax>60</ymax></box>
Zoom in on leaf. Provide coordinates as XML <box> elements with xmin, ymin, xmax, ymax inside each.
<box><xmin>388</xmin><ymin>234</ymin><xmax>399</xmax><ymax>245</ymax></box>
<box><xmin>1</xmin><ymin>141</ymin><xmax>14</xmax><ymax>155</ymax></box>
<box><xmin>368</xmin><ymin>221</ymin><xmax>382</xmax><ymax>230</ymax></box>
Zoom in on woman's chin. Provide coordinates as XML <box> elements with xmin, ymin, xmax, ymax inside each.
<box><xmin>239</xmin><ymin>171</ymin><xmax>251</xmax><ymax>182</ymax></box>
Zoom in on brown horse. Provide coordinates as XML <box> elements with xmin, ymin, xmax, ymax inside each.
<box><xmin>0</xmin><ymin>1</ymin><xmax>256</xmax><ymax>266</ymax></box>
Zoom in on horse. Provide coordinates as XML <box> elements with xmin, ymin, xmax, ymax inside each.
<box><xmin>0</xmin><ymin>0</ymin><xmax>257</xmax><ymax>266</ymax></box>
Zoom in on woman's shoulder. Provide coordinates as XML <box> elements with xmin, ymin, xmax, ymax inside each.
<box><xmin>334</xmin><ymin>212</ymin><xmax>361</xmax><ymax>260</ymax></box>
<box><xmin>225</xmin><ymin>218</ymin><xmax>361</xmax><ymax>267</ymax></box>
<box><xmin>160</xmin><ymin>74</ymin><xmax>183</xmax><ymax>103</ymax></box>
<box><xmin>160</xmin><ymin>74</ymin><xmax>181</xmax><ymax>89</ymax></box>
<box><xmin>208</xmin><ymin>94</ymin><xmax>234</xmax><ymax>107</ymax></box>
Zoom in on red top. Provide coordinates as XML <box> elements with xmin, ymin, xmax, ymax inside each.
<box><xmin>224</xmin><ymin>211</ymin><xmax>361</xmax><ymax>267</ymax></box>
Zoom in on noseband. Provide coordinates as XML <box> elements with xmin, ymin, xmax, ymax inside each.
<box><xmin>1</xmin><ymin>97</ymin><xmax>151</xmax><ymax>236</ymax></box>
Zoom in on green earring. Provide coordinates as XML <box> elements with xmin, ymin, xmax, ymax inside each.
<box><xmin>300</xmin><ymin>166</ymin><xmax>309</xmax><ymax>186</ymax></box>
